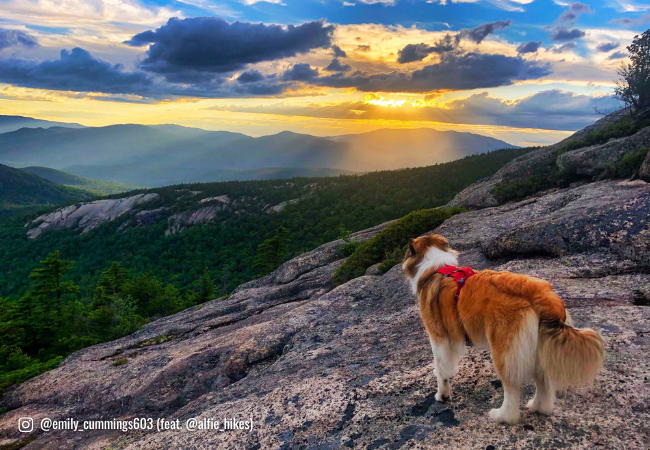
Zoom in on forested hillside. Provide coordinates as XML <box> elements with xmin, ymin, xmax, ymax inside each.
<box><xmin>0</xmin><ymin>146</ymin><xmax>532</xmax><ymax>392</ymax></box>
<box><xmin>0</xmin><ymin>164</ymin><xmax>92</xmax><ymax>215</ymax></box>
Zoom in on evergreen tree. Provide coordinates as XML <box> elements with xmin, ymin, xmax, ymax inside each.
<box><xmin>255</xmin><ymin>227</ymin><xmax>290</xmax><ymax>273</ymax></box>
<box><xmin>189</xmin><ymin>265</ymin><xmax>217</xmax><ymax>304</ymax></box>
<box><xmin>14</xmin><ymin>251</ymin><xmax>79</xmax><ymax>354</ymax></box>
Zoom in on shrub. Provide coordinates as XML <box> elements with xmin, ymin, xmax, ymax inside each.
<box><xmin>618</xmin><ymin>147</ymin><xmax>649</xmax><ymax>178</ymax></box>
<box><xmin>493</xmin><ymin>175</ymin><xmax>553</xmax><ymax>204</ymax></box>
<box><xmin>333</xmin><ymin>207</ymin><xmax>465</xmax><ymax>285</ymax></box>
<box><xmin>112</xmin><ymin>358</ymin><xmax>128</xmax><ymax>366</ymax></box>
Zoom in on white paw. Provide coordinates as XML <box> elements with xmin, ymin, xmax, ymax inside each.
<box><xmin>489</xmin><ymin>408</ymin><xmax>520</xmax><ymax>424</ymax></box>
<box><xmin>435</xmin><ymin>391</ymin><xmax>451</xmax><ymax>402</ymax></box>
<box><xmin>526</xmin><ymin>398</ymin><xmax>553</xmax><ymax>415</ymax></box>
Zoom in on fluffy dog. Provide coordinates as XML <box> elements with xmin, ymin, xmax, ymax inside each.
<box><xmin>403</xmin><ymin>234</ymin><xmax>604</xmax><ymax>424</ymax></box>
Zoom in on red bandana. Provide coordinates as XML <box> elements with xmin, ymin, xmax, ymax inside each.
<box><xmin>436</xmin><ymin>265</ymin><xmax>476</xmax><ymax>300</ymax></box>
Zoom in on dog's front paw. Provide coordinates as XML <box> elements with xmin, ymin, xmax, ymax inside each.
<box><xmin>488</xmin><ymin>408</ymin><xmax>519</xmax><ymax>424</ymax></box>
<box><xmin>435</xmin><ymin>391</ymin><xmax>451</xmax><ymax>402</ymax></box>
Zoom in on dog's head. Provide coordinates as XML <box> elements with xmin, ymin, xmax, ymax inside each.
<box><xmin>402</xmin><ymin>234</ymin><xmax>458</xmax><ymax>280</ymax></box>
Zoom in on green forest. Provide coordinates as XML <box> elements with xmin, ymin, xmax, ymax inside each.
<box><xmin>0</xmin><ymin>146</ymin><xmax>533</xmax><ymax>392</ymax></box>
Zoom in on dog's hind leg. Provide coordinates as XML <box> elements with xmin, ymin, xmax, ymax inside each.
<box><xmin>527</xmin><ymin>372</ymin><xmax>555</xmax><ymax>415</ymax></box>
<box><xmin>430</xmin><ymin>337</ymin><xmax>466</xmax><ymax>402</ymax></box>
<box><xmin>488</xmin><ymin>310</ymin><xmax>538</xmax><ymax>424</ymax></box>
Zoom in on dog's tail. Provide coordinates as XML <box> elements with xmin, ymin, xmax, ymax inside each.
<box><xmin>536</xmin><ymin>309</ymin><xmax>605</xmax><ymax>390</ymax></box>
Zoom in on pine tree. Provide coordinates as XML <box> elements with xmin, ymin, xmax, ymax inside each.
<box><xmin>14</xmin><ymin>251</ymin><xmax>79</xmax><ymax>354</ymax></box>
<box><xmin>254</xmin><ymin>227</ymin><xmax>290</xmax><ymax>273</ymax></box>
<box><xmin>192</xmin><ymin>265</ymin><xmax>216</xmax><ymax>304</ymax></box>
<box><xmin>95</xmin><ymin>262</ymin><xmax>130</xmax><ymax>306</ymax></box>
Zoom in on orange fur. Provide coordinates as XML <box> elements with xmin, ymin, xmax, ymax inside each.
<box><xmin>403</xmin><ymin>234</ymin><xmax>605</xmax><ymax>424</ymax></box>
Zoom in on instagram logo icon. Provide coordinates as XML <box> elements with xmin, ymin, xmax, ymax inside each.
<box><xmin>18</xmin><ymin>417</ymin><xmax>33</xmax><ymax>433</ymax></box>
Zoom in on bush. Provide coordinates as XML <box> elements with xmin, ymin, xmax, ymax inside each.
<box><xmin>556</xmin><ymin>114</ymin><xmax>650</xmax><ymax>156</ymax></box>
<box><xmin>0</xmin><ymin>356</ymin><xmax>62</xmax><ymax>394</ymax></box>
<box><xmin>618</xmin><ymin>147</ymin><xmax>649</xmax><ymax>178</ymax></box>
<box><xmin>333</xmin><ymin>207</ymin><xmax>465</xmax><ymax>285</ymax></box>
<box><xmin>493</xmin><ymin>175</ymin><xmax>554</xmax><ymax>204</ymax></box>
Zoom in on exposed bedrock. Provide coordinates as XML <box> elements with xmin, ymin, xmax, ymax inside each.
<box><xmin>2</xmin><ymin>180</ymin><xmax>650</xmax><ymax>449</ymax></box>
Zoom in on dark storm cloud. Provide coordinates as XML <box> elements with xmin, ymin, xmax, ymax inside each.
<box><xmin>596</xmin><ymin>42</ymin><xmax>619</xmax><ymax>52</ymax></box>
<box><xmin>331</xmin><ymin>45</ymin><xmax>347</xmax><ymax>58</ymax></box>
<box><xmin>460</xmin><ymin>20</ymin><xmax>511</xmax><ymax>44</ymax></box>
<box><xmin>0</xmin><ymin>28</ymin><xmax>39</xmax><ymax>50</ymax></box>
<box><xmin>125</xmin><ymin>17</ymin><xmax>334</xmax><ymax>81</ymax></box>
<box><xmin>397</xmin><ymin>34</ymin><xmax>461</xmax><ymax>64</ymax></box>
<box><xmin>282</xmin><ymin>63</ymin><xmax>319</xmax><ymax>81</ymax></box>
<box><xmin>516</xmin><ymin>41</ymin><xmax>542</xmax><ymax>54</ymax></box>
<box><xmin>317</xmin><ymin>52</ymin><xmax>550</xmax><ymax>93</ymax></box>
<box><xmin>550</xmin><ymin>27</ymin><xmax>586</xmax><ymax>42</ymax></box>
<box><xmin>0</xmin><ymin>48</ymin><xmax>151</xmax><ymax>94</ymax></box>
<box><xmin>237</xmin><ymin>70</ymin><xmax>265</xmax><ymax>83</ymax></box>
<box><xmin>396</xmin><ymin>21</ymin><xmax>509</xmax><ymax>65</ymax></box>
<box><xmin>324</xmin><ymin>58</ymin><xmax>351</xmax><ymax>72</ymax></box>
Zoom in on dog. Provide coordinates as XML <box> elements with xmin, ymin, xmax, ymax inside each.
<box><xmin>403</xmin><ymin>234</ymin><xmax>604</xmax><ymax>424</ymax></box>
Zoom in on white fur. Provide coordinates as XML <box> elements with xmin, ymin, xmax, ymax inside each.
<box><xmin>489</xmin><ymin>311</ymin><xmax>539</xmax><ymax>424</ymax></box>
<box><xmin>409</xmin><ymin>246</ymin><xmax>459</xmax><ymax>294</ymax></box>
<box><xmin>504</xmin><ymin>311</ymin><xmax>538</xmax><ymax>385</ymax></box>
<box><xmin>430</xmin><ymin>338</ymin><xmax>466</xmax><ymax>401</ymax></box>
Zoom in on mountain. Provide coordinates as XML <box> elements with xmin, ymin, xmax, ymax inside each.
<box><xmin>21</xmin><ymin>166</ymin><xmax>139</xmax><ymax>195</ymax></box>
<box><xmin>0</xmin><ymin>121</ymin><xmax>515</xmax><ymax>186</ymax></box>
<box><xmin>0</xmin><ymin>115</ymin><xmax>84</xmax><ymax>134</ymax></box>
<box><xmin>0</xmin><ymin>164</ymin><xmax>92</xmax><ymax>214</ymax></box>
<box><xmin>329</xmin><ymin>128</ymin><xmax>517</xmax><ymax>171</ymax></box>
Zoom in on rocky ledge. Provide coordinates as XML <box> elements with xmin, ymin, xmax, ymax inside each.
<box><xmin>25</xmin><ymin>193</ymin><xmax>159</xmax><ymax>238</ymax></box>
<box><xmin>2</xmin><ymin>179</ymin><xmax>649</xmax><ymax>449</ymax></box>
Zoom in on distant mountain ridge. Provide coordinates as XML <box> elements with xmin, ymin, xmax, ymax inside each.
<box><xmin>21</xmin><ymin>166</ymin><xmax>138</xmax><ymax>195</ymax></box>
<box><xmin>0</xmin><ymin>115</ymin><xmax>84</xmax><ymax>134</ymax></box>
<box><xmin>0</xmin><ymin>115</ymin><xmax>516</xmax><ymax>187</ymax></box>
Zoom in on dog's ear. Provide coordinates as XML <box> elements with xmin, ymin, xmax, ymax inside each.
<box><xmin>408</xmin><ymin>239</ymin><xmax>417</xmax><ymax>256</ymax></box>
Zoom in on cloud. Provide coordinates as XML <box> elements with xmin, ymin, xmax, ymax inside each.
<box><xmin>611</xmin><ymin>14</ymin><xmax>650</xmax><ymax>26</ymax></box>
<box><xmin>212</xmin><ymin>90</ymin><xmax>622</xmax><ymax>131</ymax></box>
<box><xmin>355</xmin><ymin>44</ymin><xmax>371</xmax><ymax>52</ymax></box>
<box><xmin>550</xmin><ymin>27</ymin><xmax>586</xmax><ymax>41</ymax></box>
<box><xmin>324</xmin><ymin>58</ymin><xmax>352</xmax><ymax>72</ymax></box>
<box><xmin>516</xmin><ymin>41</ymin><xmax>542</xmax><ymax>54</ymax></box>
<box><xmin>0</xmin><ymin>29</ymin><xmax>39</xmax><ymax>50</ymax></box>
<box><xmin>332</xmin><ymin>45</ymin><xmax>348</xmax><ymax>58</ymax></box>
<box><xmin>237</xmin><ymin>70</ymin><xmax>265</xmax><ymax>83</ymax></box>
<box><xmin>317</xmin><ymin>52</ymin><xmax>550</xmax><ymax>92</ymax></box>
<box><xmin>0</xmin><ymin>47</ymin><xmax>151</xmax><ymax>94</ymax></box>
<box><xmin>596</xmin><ymin>42</ymin><xmax>620</xmax><ymax>52</ymax></box>
<box><xmin>282</xmin><ymin>63</ymin><xmax>319</xmax><ymax>81</ymax></box>
<box><xmin>460</xmin><ymin>20</ymin><xmax>511</xmax><ymax>44</ymax></box>
<box><xmin>126</xmin><ymin>17</ymin><xmax>334</xmax><ymax>81</ymax></box>
<box><xmin>396</xmin><ymin>21</ymin><xmax>510</xmax><ymax>64</ymax></box>
<box><xmin>608</xmin><ymin>51</ymin><xmax>628</xmax><ymax>60</ymax></box>
<box><xmin>548</xmin><ymin>42</ymin><xmax>577</xmax><ymax>53</ymax></box>
<box><xmin>397</xmin><ymin>34</ymin><xmax>461</xmax><ymax>63</ymax></box>
<box><xmin>558</xmin><ymin>2</ymin><xmax>592</xmax><ymax>24</ymax></box>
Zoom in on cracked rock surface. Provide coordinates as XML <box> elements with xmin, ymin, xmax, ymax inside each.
<box><xmin>1</xmin><ymin>180</ymin><xmax>649</xmax><ymax>449</ymax></box>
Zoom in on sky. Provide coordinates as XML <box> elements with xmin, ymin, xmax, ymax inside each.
<box><xmin>0</xmin><ymin>0</ymin><xmax>648</xmax><ymax>145</ymax></box>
